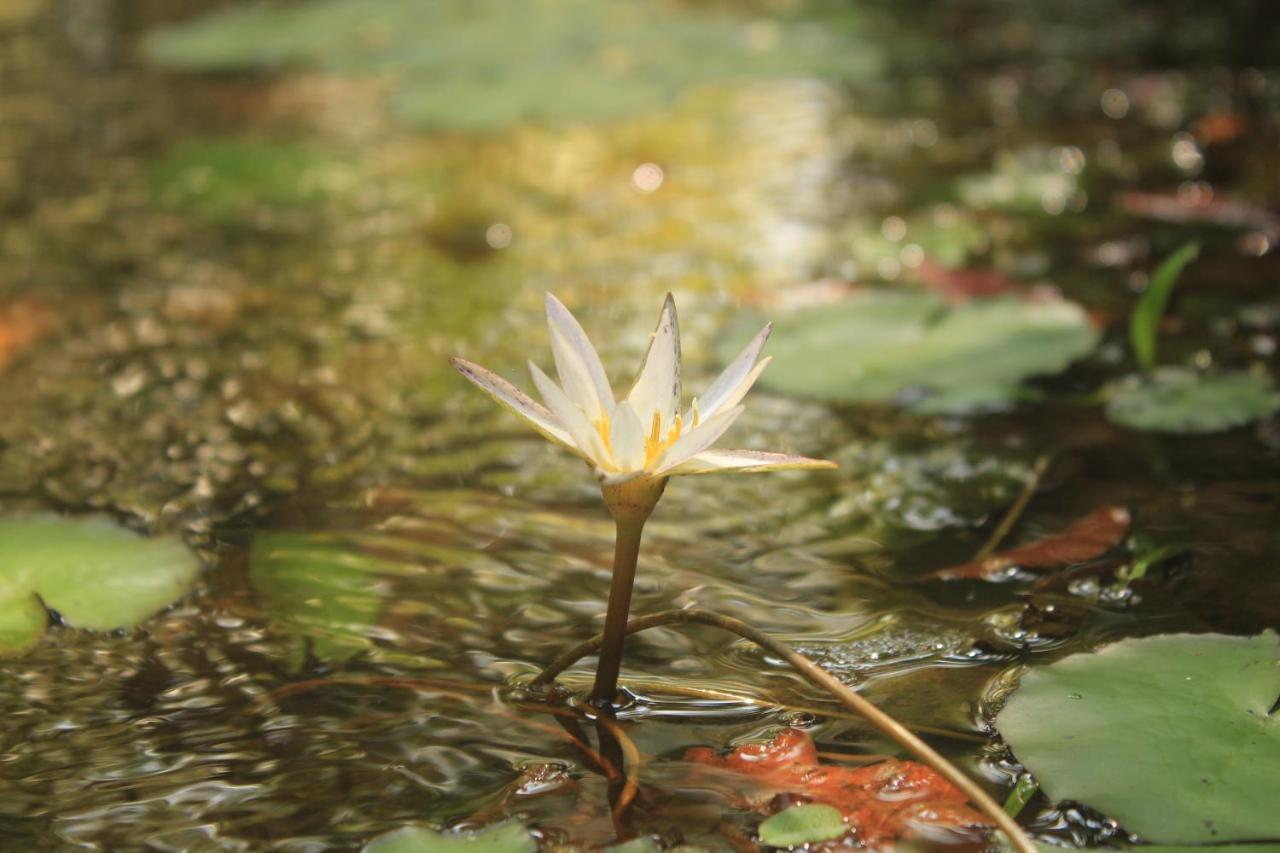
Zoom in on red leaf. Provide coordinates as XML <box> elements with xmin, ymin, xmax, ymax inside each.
<box><xmin>686</xmin><ymin>728</ymin><xmax>989</xmax><ymax>846</ymax></box>
<box><xmin>914</xmin><ymin>257</ymin><xmax>1027</xmax><ymax>304</ymax></box>
<box><xmin>930</xmin><ymin>506</ymin><xmax>1131</xmax><ymax>581</ymax></box>
<box><xmin>0</xmin><ymin>297</ymin><xmax>53</xmax><ymax>374</ymax></box>
<box><xmin>1117</xmin><ymin>189</ymin><xmax>1280</xmax><ymax>242</ymax></box>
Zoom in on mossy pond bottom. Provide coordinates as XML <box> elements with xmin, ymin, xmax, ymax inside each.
<box><xmin>0</xmin><ymin>1</ymin><xmax>1278</xmax><ymax>849</ymax></box>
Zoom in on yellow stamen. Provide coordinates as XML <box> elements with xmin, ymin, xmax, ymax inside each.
<box><xmin>691</xmin><ymin>398</ymin><xmax>700</xmax><ymax>428</ymax></box>
<box><xmin>595</xmin><ymin>417</ymin><xmax>613</xmax><ymax>454</ymax></box>
<box><xmin>642</xmin><ymin>411</ymin><xmax>683</xmax><ymax>466</ymax></box>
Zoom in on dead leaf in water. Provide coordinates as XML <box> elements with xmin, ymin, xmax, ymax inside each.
<box><xmin>929</xmin><ymin>506</ymin><xmax>1131</xmax><ymax>581</ymax></box>
<box><xmin>0</xmin><ymin>297</ymin><xmax>53</xmax><ymax>373</ymax></box>
<box><xmin>685</xmin><ymin>728</ymin><xmax>989</xmax><ymax>847</ymax></box>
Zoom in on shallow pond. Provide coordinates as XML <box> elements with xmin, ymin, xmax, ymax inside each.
<box><xmin>1</xmin><ymin>1</ymin><xmax>1278</xmax><ymax>850</ymax></box>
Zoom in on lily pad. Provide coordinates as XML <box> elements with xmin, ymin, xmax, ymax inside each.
<box><xmin>996</xmin><ymin>631</ymin><xmax>1280</xmax><ymax>845</ymax></box>
<box><xmin>1106</xmin><ymin>368</ymin><xmax>1280</xmax><ymax>433</ymax></box>
<box><xmin>720</xmin><ymin>291</ymin><xmax>1098</xmax><ymax>413</ymax></box>
<box><xmin>143</xmin><ymin>0</ymin><xmax>879</xmax><ymax>131</ymax></box>
<box><xmin>758</xmin><ymin>804</ymin><xmax>848</xmax><ymax>847</ymax></box>
<box><xmin>0</xmin><ymin>514</ymin><xmax>199</xmax><ymax>653</ymax></box>
<box><xmin>363</xmin><ymin>821</ymin><xmax>536</xmax><ymax>853</ymax></box>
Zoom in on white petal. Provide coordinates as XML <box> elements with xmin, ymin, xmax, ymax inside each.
<box><xmin>626</xmin><ymin>293</ymin><xmax>681</xmax><ymax>433</ymax></box>
<box><xmin>653</xmin><ymin>404</ymin><xmax>744</xmax><ymax>474</ymax></box>
<box><xmin>451</xmin><ymin>357</ymin><xmax>574</xmax><ymax>448</ymax></box>
<box><xmin>693</xmin><ymin>322</ymin><xmax>771</xmax><ymax>421</ymax></box>
<box><xmin>608</xmin><ymin>400</ymin><xmax>647</xmax><ymax>472</ymax></box>
<box><xmin>528</xmin><ymin>362</ymin><xmax>611</xmax><ymax>467</ymax></box>
<box><xmin>546</xmin><ymin>293</ymin><xmax>614</xmax><ymax>421</ymax></box>
<box><xmin>665</xmin><ymin>448</ymin><xmax>838</xmax><ymax>476</ymax></box>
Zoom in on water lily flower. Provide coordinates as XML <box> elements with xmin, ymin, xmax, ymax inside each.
<box><xmin>452</xmin><ymin>293</ymin><xmax>835</xmax><ymax>703</ymax></box>
<box><xmin>452</xmin><ymin>293</ymin><xmax>834</xmax><ymax>493</ymax></box>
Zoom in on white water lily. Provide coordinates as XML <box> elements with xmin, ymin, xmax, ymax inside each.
<box><xmin>452</xmin><ymin>293</ymin><xmax>835</xmax><ymax>497</ymax></box>
<box><xmin>453</xmin><ymin>292</ymin><xmax>836</xmax><ymax>706</ymax></box>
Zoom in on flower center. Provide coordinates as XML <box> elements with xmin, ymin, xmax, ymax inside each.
<box><xmin>643</xmin><ymin>410</ymin><xmax>682</xmax><ymax>466</ymax></box>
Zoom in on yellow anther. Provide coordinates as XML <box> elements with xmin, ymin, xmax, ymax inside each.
<box><xmin>648</xmin><ymin>411</ymin><xmax>661</xmax><ymax>445</ymax></box>
<box><xmin>595</xmin><ymin>417</ymin><xmax>613</xmax><ymax>454</ymax></box>
<box><xmin>691</xmin><ymin>398</ymin><xmax>700</xmax><ymax>428</ymax></box>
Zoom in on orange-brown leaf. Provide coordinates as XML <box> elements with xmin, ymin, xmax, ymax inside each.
<box><xmin>931</xmin><ymin>506</ymin><xmax>1131</xmax><ymax>581</ymax></box>
<box><xmin>0</xmin><ymin>297</ymin><xmax>53</xmax><ymax>374</ymax></box>
<box><xmin>686</xmin><ymin>728</ymin><xmax>989</xmax><ymax>846</ymax></box>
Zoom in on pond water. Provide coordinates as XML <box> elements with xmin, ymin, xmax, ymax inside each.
<box><xmin>1</xmin><ymin>1</ymin><xmax>1278</xmax><ymax>850</ymax></box>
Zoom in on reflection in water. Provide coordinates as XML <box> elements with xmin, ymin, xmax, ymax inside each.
<box><xmin>1</xmin><ymin>0</ymin><xmax>1279</xmax><ymax>848</ymax></box>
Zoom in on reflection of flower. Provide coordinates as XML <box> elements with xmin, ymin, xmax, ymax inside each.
<box><xmin>453</xmin><ymin>293</ymin><xmax>835</xmax><ymax>499</ymax></box>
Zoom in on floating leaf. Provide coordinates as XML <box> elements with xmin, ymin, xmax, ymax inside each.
<box><xmin>686</xmin><ymin>728</ymin><xmax>988</xmax><ymax>846</ymax></box>
<box><xmin>1106</xmin><ymin>368</ymin><xmax>1280</xmax><ymax>433</ymax></box>
<box><xmin>143</xmin><ymin>0</ymin><xmax>879</xmax><ymax>130</ymax></box>
<box><xmin>915</xmin><ymin>258</ymin><xmax>1027</xmax><ymax>304</ymax></box>
<box><xmin>1118</xmin><ymin>191</ymin><xmax>1280</xmax><ymax>243</ymax></box>
<box><xmin>996</xmin><ymin>631</ymin><xmax>1280</xmax><ymax>845</ymax></box>
<box><xmin>720</xmin><ymin>291</ymin><xmax>1098</xmax><ymax>413</ymax></box>
<box><xmin>929</xmin><ymin>506</ymin><xmax>1130</xmax><ymax>581</ymax></box>
<box><xmin>758</xmin><ymin>804</ymin><xmax>848</xmax><ymax>847</ymax></box>
<box><xmin>0</xmin><ymin>514</ymin><xmax>199</xmax><ymax>653</ymax></box>
<box><xmin>363</xmin><ymin>821</ymin><xmax>536</xmax><ymax>853</ymax></box>
<box><xmin>1130</xmin><ymin>242</ymin><xmax>1198</xmax><ymax>372</ymax></box>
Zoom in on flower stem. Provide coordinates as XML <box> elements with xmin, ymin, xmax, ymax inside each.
<box><xmin>590</xmin><ymin>514</ymin><xmax>647</xmax><ymax>705</ymax></box>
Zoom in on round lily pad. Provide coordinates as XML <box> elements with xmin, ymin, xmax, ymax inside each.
<box><xmin>719</xmin><ymin>291</ymin><xmax>1098</xmax><ymax>413</ymax></box>
<box><xmin>1106</xmin><ymin>368</ymin><xmax>1280</xmax><ymax>433</ymax></box>
<box><xmin>996</xmin><ymin>631</ymin><xmax>1280</xmax><ymax>845</ymax></box>
<box><xmin>758</xmin><ymin>803</ymin><xmax>848</xmax><ymax>847</ymax></box>
<box><xmin>0</xmin><ymin>514</ymin><xmax>199</xmax><ymax>653</ymax></box>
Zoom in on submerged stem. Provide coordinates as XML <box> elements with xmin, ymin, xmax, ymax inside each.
<box><xmin>534</xmin><ymin>608</ymin><xmax>1036</xmax><ymax>853</ymax></box>
<box><xmin>590</xmin><ymin>515</ymin><xmax>647</xmax><ymax>705</ymax></box>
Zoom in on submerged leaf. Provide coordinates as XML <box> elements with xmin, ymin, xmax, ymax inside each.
<box><xmin>1130</xmin><ymin>242</ymin><xmax>1198</xmax><ymax>372</ymax></box>
<box><xmin>996</xmin><ymin>631</ymin><xmax>1280</xmax><ymax>844</ymax></box>
<box><xmin>686</xmin><ymin>728</ymin><xmax>989</xmax><ymax>846</ymax></box>
<box><xmin>930</xmin><ymin>506</ymin><xmax>1130</xmax><ymax>581</ymax></box>
<box><xmin>1106</xmin><ymin>368</ymin><xmax>1280</xmax><ymax>433</ymax></box>
<box><xmin>249</xmin><ymin>532</ymin><xmax>412</xmax><ymax>664</ymax></box>
<box><xmin>720</xmin><ymin>291</ymin><xmax>1098</xmax><ymax>413</ymax></box>
<box><xmin>758</xmin><ymin>804</ymin><xmax>848</xmax><ymax>847</ymax></box>
<box><xmin>363</xmin><ymin>821</ymin><xmax>536</xmax><ymax>853</ymax></box>
<box><xmin>0</xmin><ymin>514</ymin><xmax>199</xmax><ymax>653</ymax></box>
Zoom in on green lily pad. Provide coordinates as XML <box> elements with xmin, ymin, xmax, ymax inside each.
<box><xmin>143</xmin><ymin>0</ymin><xmax>879</xmax><ymax>131</ymax></box>
<box><xmin>363</xmin><ymin>821</ymin><xmax>536</xmax><ymax>853</ymax></box>
<box><xmin>996</xmin><ymin>631</ymin><xmax>1280</xmax><ymax>845</ymax></box>
<box><xmin>758</xmin><ymin>803</ymin><xmax>848</xmax><ymax>847</ymax></box>
<box><xmin>250</xmin><ymin>532</ymin><xmax>416</xmax><ymax>664</ymax></box>
<box><xmin>0</xmin><ymin>514</ymin><xmax>199</xmax><ymax>653</ymax></box>
<box><xmin>1106</xmin><ymin>368</ymin><xmax>1280</xmax><ymax>433</ymax></box>
<box><xmin>720</xmin><ymin>291</ymin><xmax>1098</xmax><ymax>413</ymax></box>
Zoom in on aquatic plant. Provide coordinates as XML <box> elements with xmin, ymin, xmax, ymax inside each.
<box><xmin>453</xmin><ymin>294</ymin><xmax>1036</xmax><ymax>851</ymax></box>
<box><xmin>452</xmin><ymin>293</ymin><xmax>834</xmax><ymax>703</ymax></box>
